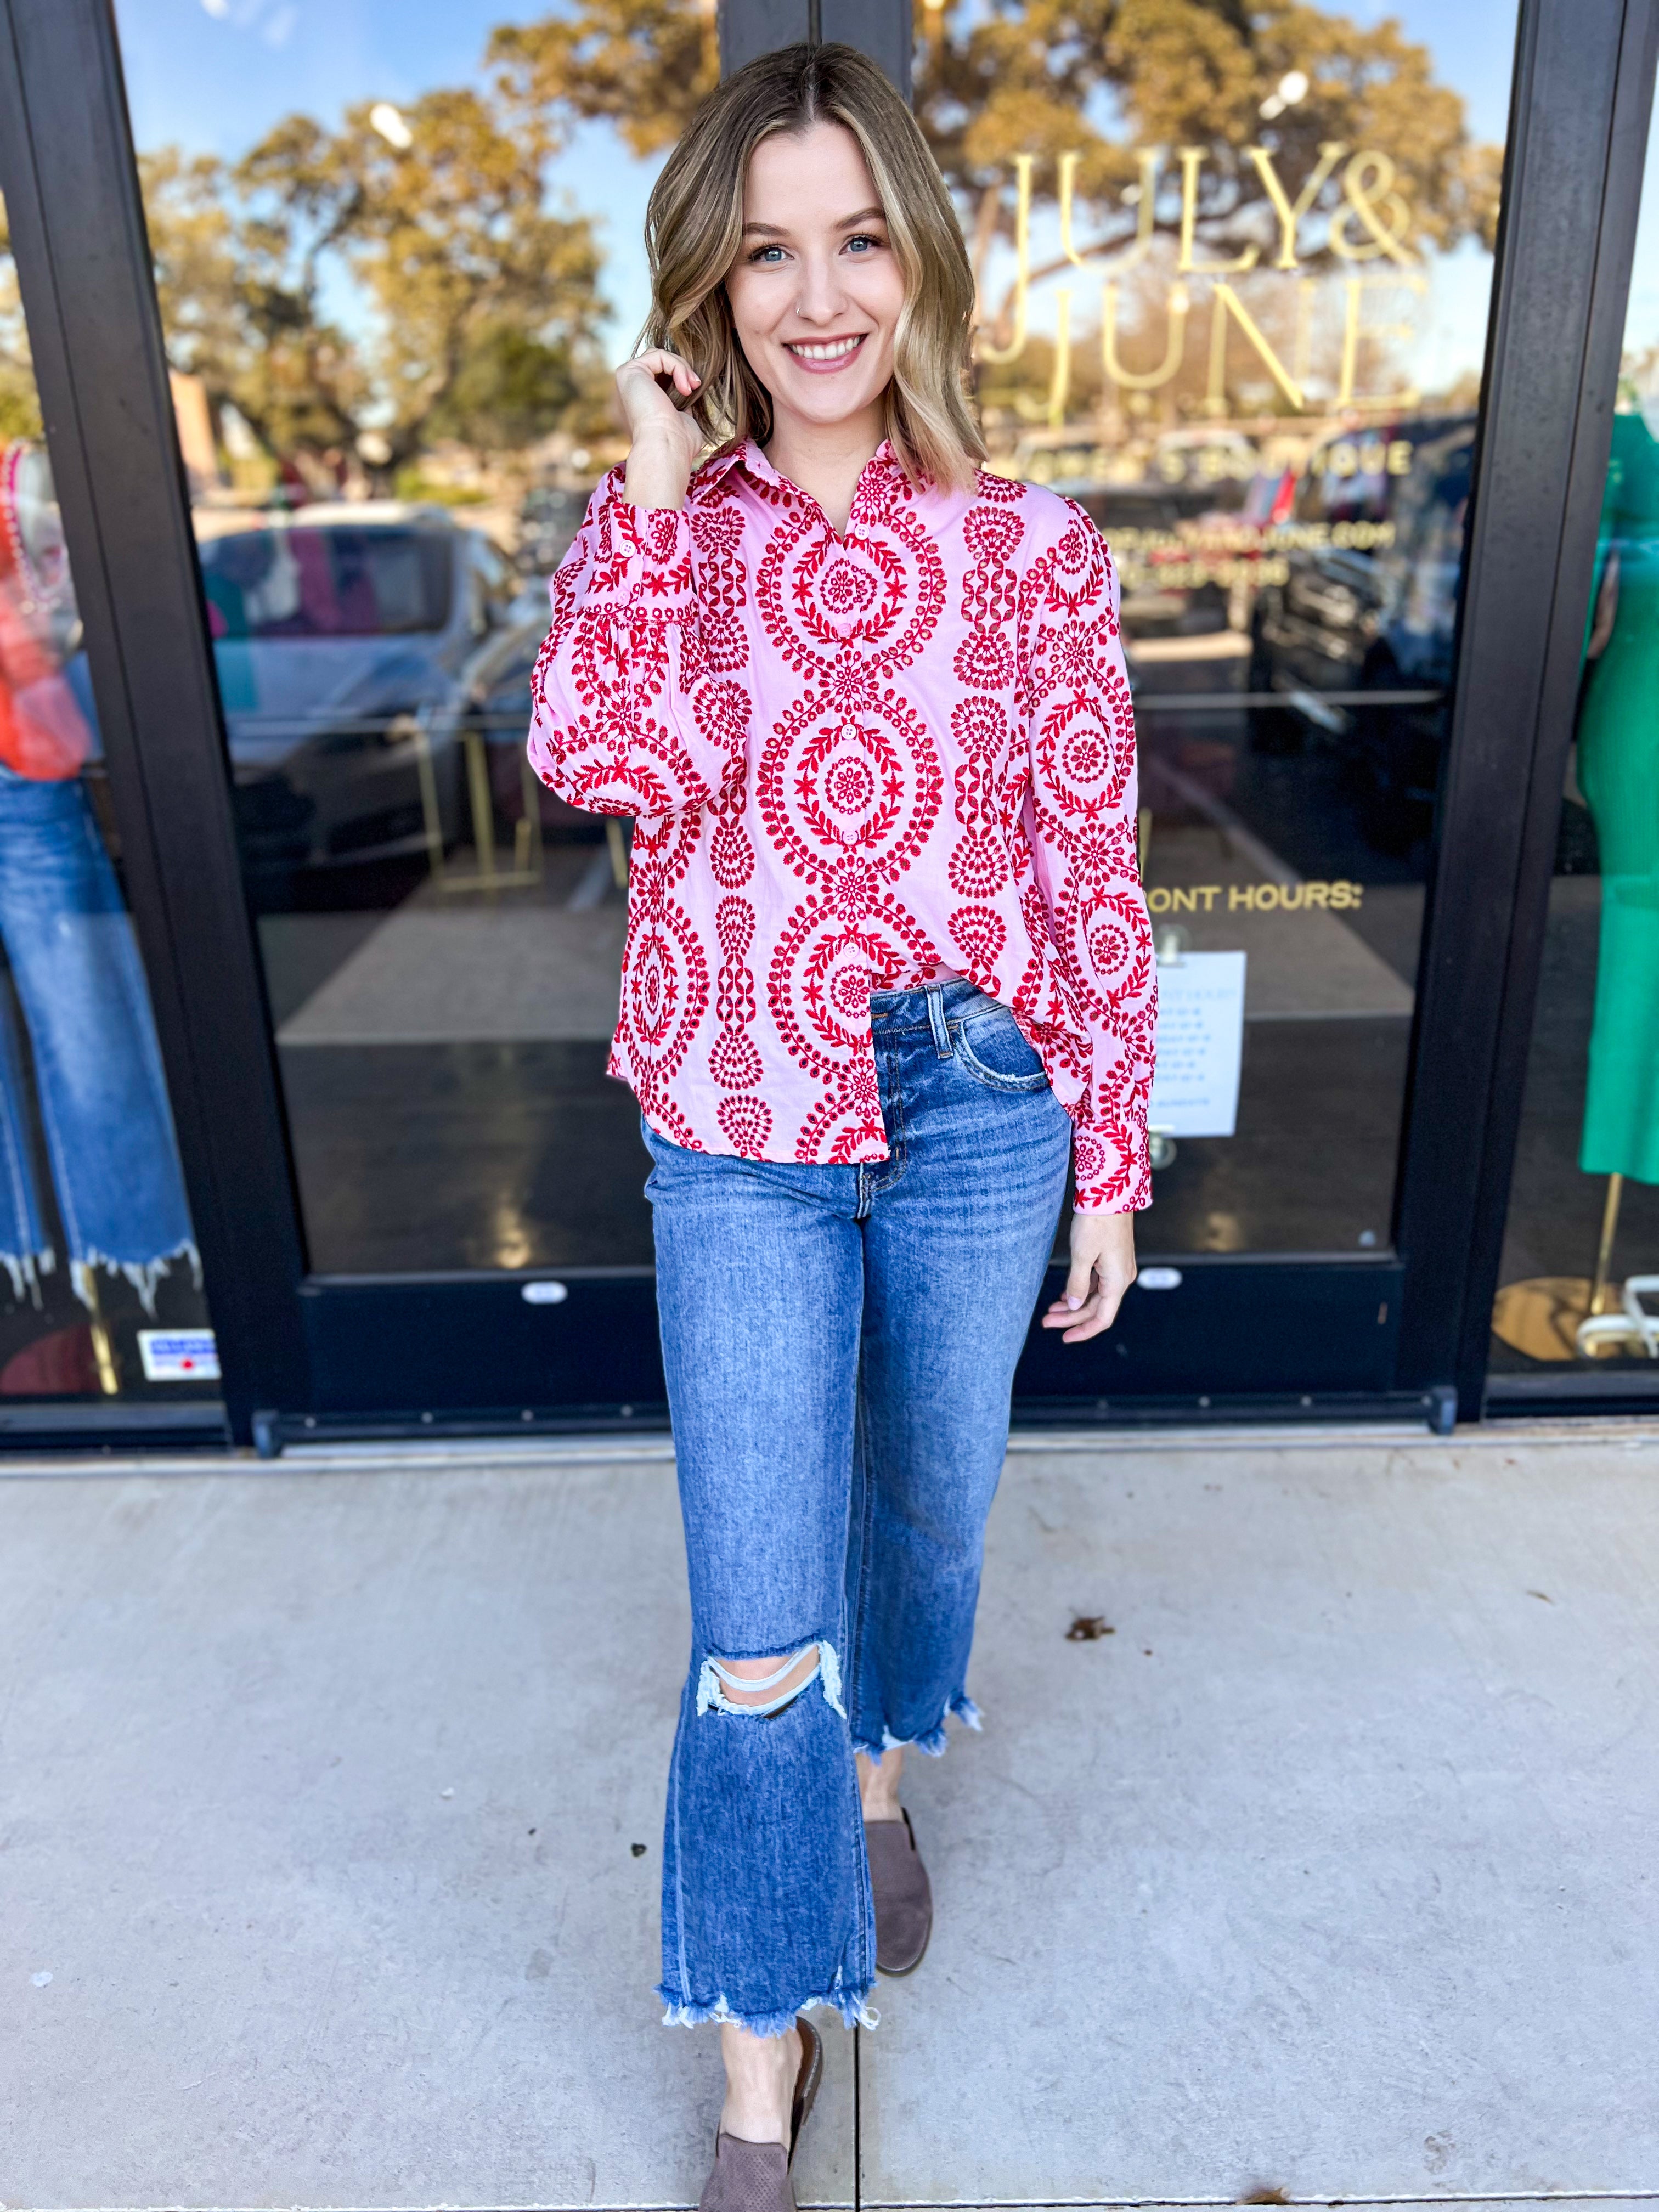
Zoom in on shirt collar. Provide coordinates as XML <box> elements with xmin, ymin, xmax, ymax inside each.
<box><xmin>693</xmin><ymin>441</ymin><xmax>750</xmax><ymax>493</ymax></box>
<box><xmin>727</xmin><ymin>436</ymin><xmax>906</xmax><ymax>499</ymax></box>
<box><xmin>696</xmin><ymin>435</ymin><xmax>967</xmax><ymax>537</ymax></box>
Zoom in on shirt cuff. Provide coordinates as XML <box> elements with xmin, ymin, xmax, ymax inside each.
<box><xmin>1070</xmin><ymin>1124</ymin><xmax>1152</xmax><ymax>1214</ymax></box>
<box><xmin>603</xmin><ymin>493</ymin><xmax>695</xmax><ymax>603</ymax></box>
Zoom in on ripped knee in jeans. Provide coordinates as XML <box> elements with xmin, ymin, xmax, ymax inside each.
<box><xmin>696</xmin><ymin>1640</ymin><xmax>847</xmax><ymax>1719</ymax></box>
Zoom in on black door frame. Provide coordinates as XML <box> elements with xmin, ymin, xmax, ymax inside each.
<box><xmin>1393</xmin><ymin>0</ymin><xmax>1659</xmax><ymax>1416</ymax></box>
<box><xmin>1461</xmin><ymin>0</ymin><xmax>1659</xmax><ymax>1418</ymax></box>
<box><xmin>0</xmin><ymin>0</ymin><xmax>312</xmax><ymax>1447</ymax></box>
<box><xmin>0</xmin><ymin>0</ymin><xmax>1649</xmax><ymax>1446</ymax></box>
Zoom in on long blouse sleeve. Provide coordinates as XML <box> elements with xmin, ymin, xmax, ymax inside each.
<box><xmin>527</xmin><ymin>469</ymin><xmax>752</xmax><ymax>819</ymax></box>
<box><xmin>1017</xmin><ymin>501</ymin><xmax>1156</xmax><ymax>1214</ymax></box>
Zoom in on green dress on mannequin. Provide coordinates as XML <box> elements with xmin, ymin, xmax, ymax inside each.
<box><xmin>1577</xmin><ymin>407</ymin><xmax>1659</xmax><ymax>1186</ymax></box>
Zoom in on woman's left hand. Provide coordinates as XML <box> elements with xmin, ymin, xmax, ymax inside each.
<box><xmin>1041</xmin><ymin>1211</ymin><xmax>1137</xmax><ymax>1343</ymax></box>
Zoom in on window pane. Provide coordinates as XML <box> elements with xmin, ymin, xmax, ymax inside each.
<box><xmin>113</xmin><ymin>0</ymin><xmax>1516</xmax><ymax>1273</ymax></box>
<box><xmin>0</xmin><ymin>210</ymin><xmax>213</xmax><ymax>1398</ymax></box>
<box><xmin>116</xmin><ymin>0</ymin><xmax>692</xmax><ymax>1274</ymax></box>
<box><xmin>926</xmin><ymin>0</ymin><xmax>1516</xmax><ymax>1255</ymax></box>
<box><xmin>1491</xmin><ymin>143</ymin><xmax>1659</xmax><ymax>1375</ymax></box>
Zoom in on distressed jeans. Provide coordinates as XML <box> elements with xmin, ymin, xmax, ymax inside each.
<box><xmin>644</xmin><ymin>979</ymin><xmax>1073</xmax><ymax>2036</ymax></box>
<box><xmin>0</xmin><ymin>767</ymin><xmax>195</xmax><ymax>1307</ymax></box>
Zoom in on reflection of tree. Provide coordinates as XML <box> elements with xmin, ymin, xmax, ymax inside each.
<box><xmin>142</xmin><ymin>145</ymin><xmax>366</xmax><ymax>466</ymax></box>
<box><xmin>1621</xmin><ymin>346</ymin><xmax>1659</xmax><ymax>409</ymax></box>
<box><xmin>916</xmin><ymin>0</ymin><xmax>1500</xmax><ymax>334</ymax></box>
<box><xmin>489</xmin><ymin>0</ymin><xmax>719</xmax><ymax>159</ymax></box>
<box><xmin>138</xmin><ymin>0</ymin><xmax>1500</xmax><ymax>473</ymax></box>
<box><xmin>495</xmin><ymin>0</ymin><xmax>1499</xmax><ymax>321</ymax></box>
<box><xmin>0</xmin><ymin>207</ymin><xmax>43</xmax><ymax>445</ymax></box>
<box><xmin>142</xmin><ymin>86</ymin><xmax>605</xmax><ymax>479</ymax></box>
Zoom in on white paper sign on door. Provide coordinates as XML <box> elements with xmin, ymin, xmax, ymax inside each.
<box><xmin>1148</xmin><ymin>951</ymin><xmax>1246</xmax><ymax>1138</ymax></box>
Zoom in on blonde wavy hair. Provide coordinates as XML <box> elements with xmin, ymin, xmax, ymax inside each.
<box><xmin>642</xmin><ymin>42</ymin><xmax>984</xmax><ymax>492</ymax></box>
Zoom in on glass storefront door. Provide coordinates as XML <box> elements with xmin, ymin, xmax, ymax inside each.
<box><xmin>114</xmin><ymin>0</ymin><xmax>713</xmax><ymax>1279</ymax></box>
<box><xmin>0</xmin><ymin>211</ymin><xmax>214</xmax><ymax>1406</ymax></box>
<box><xmin>91</xmin><ymin>0</ymin><xmax>1531</xmax><ymax>1421</ymax></box>
<box><xmin>929</xmin><ymin>0</ymin><xmax>1515</xmax><ymax>1260</ymax></box>
<box><xmin>1490</xmin><ymin>118</ymin><xmax>1659</xmax><ymax>1391</ymax></box>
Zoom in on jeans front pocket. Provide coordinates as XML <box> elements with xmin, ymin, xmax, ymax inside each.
<box><xmin>953</xmin><ymin>1010</ymin><xmax>1051</xmax><ymax>1093</ymax></box>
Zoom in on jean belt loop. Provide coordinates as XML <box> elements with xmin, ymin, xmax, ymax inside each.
<box><xmin>926</xmin><ymin>984</ymin><xmax>951</xmax><ymax>1059</ymax></box>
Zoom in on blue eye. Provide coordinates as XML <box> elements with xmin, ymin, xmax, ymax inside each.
<box><xmin>748</xmin><ymin>244</ymin><xmax>787</xmax><ymax>264</ymax></box>
<box><xmin>845</xmin><ymin>233</ymin><xmax>883</xmax><ymax>253</ymax></box>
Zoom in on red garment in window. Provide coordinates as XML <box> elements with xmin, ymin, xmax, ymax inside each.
<box><xmin>527</xmin><ymin>440</ymin><xmax>1155</xmax><ymax>1213</ymax></box>
<box><xmin>0</xmin><ymin>443</ymin><xmax>89</xmax><ymax>781</ymax></box>
<box><xmin>0</xmin><ymin>574</ymin><xmax>88</xmax><ymax>781</ymax></box>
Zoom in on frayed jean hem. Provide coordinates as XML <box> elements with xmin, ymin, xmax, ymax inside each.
<box><xmin>853</xmin><ymin>1691</ymin><xmax>981</xmax><ymax>1764</ymax></box>
<box><xmin>71</xmin><ymin>1237</ymin><xmax>202</xmax><ymax>1319</ymax></box>
<box><xmin>658</xmin><ymin>1983</ymin><xmax>878</xmax><ymax>2034</ymax></box>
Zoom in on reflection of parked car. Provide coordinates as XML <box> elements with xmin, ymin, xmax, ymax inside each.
<box><xmin>517</xmin><ymin>486</ymin><xmax>590</xmax><ymax>578</ymax></box>
<box><xmin>195</xmin><ymin>502</ymin><xmax>519</xmax><ymax>880</ymax></box>
<box><xmin>431</xmin><ymin>609</ymin><xmax>605</xmax><ymax>843</ymax></box>
<box><xmin>1073</xmin><ymin>481</ymin><xmax>1254</xmax><ymax>640</ymax></box>
<box><xmin>1248</xmin><ymin>415</ymin><xmax>1475</xmax><ymax>847</ymax></box>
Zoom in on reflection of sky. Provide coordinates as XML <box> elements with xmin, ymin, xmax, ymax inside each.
<box><xmin>1332</xmin><ymin>0</ymin><xmax>1516</xmax><ymax>394</ymax></box>
<box><xmin>116</xmin><ymin>0</ymin><xmax>663</xmax><ymax>353</ymax></box>
<box><xmin>1624</xmin><ymin>147</ymin><xmax>1659</xmax><ymax>388</ymax></box>
<box><xmin>116</xmin><ymin>0</ymin><xmax>1520</xmax><ymax>382</ymax></box>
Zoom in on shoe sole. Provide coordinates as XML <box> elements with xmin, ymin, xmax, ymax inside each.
<box><xmin>790</xmin><ymin>2015</ymin><xmax>823</xmax><ymax>2157</ymax></box>
<box><xmin>876</xmin><ymin>1922</ymin><xmax>931</xmax><ymax>1977</ymax></box>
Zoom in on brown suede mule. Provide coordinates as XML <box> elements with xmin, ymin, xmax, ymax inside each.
<box><xmin>865</xmin><ymin>1809</ymin><xmax>933</xmax><ymax>1975</ymax></box>
<box><xmin>696</xmin><ymin>2014</ymin><xmax>822</xmax><ymax>2212</ymax></box>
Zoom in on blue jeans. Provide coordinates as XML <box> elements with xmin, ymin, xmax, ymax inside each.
<box><xmin>0</xmin><ymin>768</ymin><xmax>195</xmax><ymax>1307</ymax></box>
<box><xmin>644</xmin><ymin>979</ymin><xmax>1073</xmax><ymax>2036</ymax></box>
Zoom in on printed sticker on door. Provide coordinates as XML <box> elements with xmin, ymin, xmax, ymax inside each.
<box><xmin>137</xmin><ymin>1329</ymin><xmax>221</xmax><ymax>1382</ymax></box>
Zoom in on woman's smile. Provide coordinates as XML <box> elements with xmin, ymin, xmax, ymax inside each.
<box><xmin>783</xmin><ymin>333</ymin><xmax>868</xmax><ymax>371</ymax></box>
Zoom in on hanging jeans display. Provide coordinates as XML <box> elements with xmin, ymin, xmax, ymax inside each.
<box><xmin>0</xmin><ymin>764</ymin><xmax>195</xmax><ymax>1306</ymax></box>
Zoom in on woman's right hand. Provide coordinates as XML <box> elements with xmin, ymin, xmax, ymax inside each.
<box><xmin>618</xmin><ymin>348</ymin><xmax>704</xmax><ymax>513</ymax></box>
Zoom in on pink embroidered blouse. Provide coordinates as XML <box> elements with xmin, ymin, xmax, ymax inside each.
<box><xmin>527</xmin><ymin>439</ymin><xmax>1155</xmax><ymax>1212</ymax></box>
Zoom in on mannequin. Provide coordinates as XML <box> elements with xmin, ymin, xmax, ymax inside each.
<box><xmin>1489</xmin><ymin>405</ymin><xmax>1659</xmax><ymax>1363</ymax></box>
<box><xmin>1577</xmin><ymin>407</ymin><xmax>1659</xmax><ymax>1195</ymax></box>
<box><xmin>0</xmin><ymin>441</ymin><xmax>197</xmax><ymax>1373</ymax></box>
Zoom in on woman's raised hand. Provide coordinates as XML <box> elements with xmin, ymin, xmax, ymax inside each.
<box><xmin>618</xmin><ymin>349</ymin><xmax>704</xmax><ymax>513</ymax></box>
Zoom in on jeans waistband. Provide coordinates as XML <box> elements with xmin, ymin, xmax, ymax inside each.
<box><xmin>867</xmin><ymin>978</ymin><xmax>997</xmax><ymax>1037</ymax></box>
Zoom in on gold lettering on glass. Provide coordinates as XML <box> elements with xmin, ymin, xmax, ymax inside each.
<box><xmin>1102</xmin><ymin>280</ymin><xmax>1190</xmax><ymax>391</ymax></box>
<box><xmin>1338</xmin><ymin>275</ymin><xmax>1428</xmax><ymax>405</ymax></box>
<box><xmin>1046</xmin><ymin>289</ymin><xmax>1073</xmax><ymax>426</ymax></box>
<box><xmin>1177</xmin><ymin>148</ymin><xmax>1260</xmax><ymax>274</ymax></box>
<box><xmin>1075</xmin><ymin>146</ymin><xmax>1161</xmax><ymax>274</ymax></box>
<box><xmin>1206</xmin><ymin>283</ymin><xmax>1306</xmax><ymax>413</ymax></box>
<box><xmin>1244</xmin><ymin>141</ymin><xmax>1347</xmax><ymax>269</ymax></box>
<box><xmin>1292</xmin><ymin>275</ymin><xmax>1318</xmax><ymax>390</ymax></box>
<box><xmin>975</xmin><ymin>139</ymin><xmax>1430</xmax><ymax>411</ymax></box>
<box><xmin>1153</xmin><ymin>882</ymin><xmax>1367</xmax><ymax>912</ymax></box>
<box><xmin>978</xmin><ymin>153</ymin><xmax>1035</xmax><ymax>363</ymax></box>
<box><xmin>1330</xmin><ymin>151</ymin><xmax>1417</xmax><ymax>266</ymax></box>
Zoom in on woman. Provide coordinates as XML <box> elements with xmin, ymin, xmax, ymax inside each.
<box><xmin>528</xmin><ymin>42</ymin><xmax>1153</xmax><ymax>2209</ymax></box>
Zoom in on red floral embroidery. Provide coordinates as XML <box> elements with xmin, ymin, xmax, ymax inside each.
<box><xmin>528</xmin><ymin>441</ymin><xmax>1154</xmax><ymax>1211</ymax></box>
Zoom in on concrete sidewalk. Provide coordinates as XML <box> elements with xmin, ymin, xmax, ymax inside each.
<box><xmin>2</xmin><ymin>1424</ymin><xmax>1657</xmax><ymax>2209</ymax></box>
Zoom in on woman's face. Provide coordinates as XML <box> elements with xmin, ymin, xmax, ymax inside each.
<box><xmin>725</xmin><ymin>121</ymin><xmax>905</xmax><ymax>439</ymax></box>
